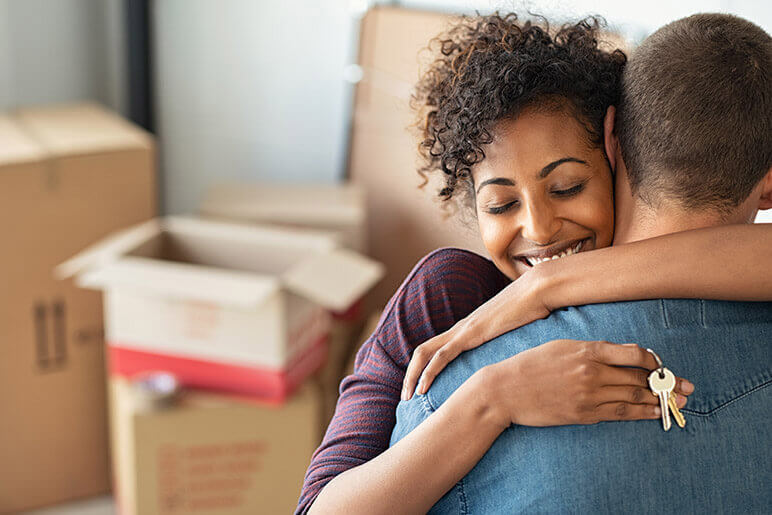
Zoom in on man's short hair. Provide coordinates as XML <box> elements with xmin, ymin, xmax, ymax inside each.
<box><xmin>616</xmin><ymin>13</ymin><xmax>772</xmax><ymax>213</ymax></box>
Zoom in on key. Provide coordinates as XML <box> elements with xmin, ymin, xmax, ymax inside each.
<box><xmin>648</xmin><ymin>367</ymin><xmax>676</xmax><ymax>431</ymax></box>
<box><xmin>668</xmin><ymin>391</ymin><xmax>686</xmax><ymax>428</ymax></box>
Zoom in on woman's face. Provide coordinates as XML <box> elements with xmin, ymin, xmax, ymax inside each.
<box><xmin>473</xmin><ymin>107</ymin><xmax>615</xmax><ymax>280</ymax></box>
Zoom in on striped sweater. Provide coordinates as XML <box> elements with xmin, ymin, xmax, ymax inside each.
<box><xmin>296</xmin><ymin>248</ymin><xmax>509</xmax><ymax>513</ymax></box>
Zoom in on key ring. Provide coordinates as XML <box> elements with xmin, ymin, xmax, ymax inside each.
<box><xmin>646</xmin><ymin>348</ymin><xmax>665</xmax><ymax>378</ymax></box>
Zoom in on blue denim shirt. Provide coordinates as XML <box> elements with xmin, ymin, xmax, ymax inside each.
<box><xmin>390</xmin><ymin>300</ymin><xmax>772</xmax><ymax>514</ymax></box>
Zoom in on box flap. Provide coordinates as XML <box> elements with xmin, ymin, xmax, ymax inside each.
<box><xmin>55</xmin><ymin>219</ymin><xmax>162</xmax><ymax>280</ymax></box>
<box><xmin>200</xmin><ymin>183</ymin><xmax>365</xmax><ymax>227</ymax></box>
<box><xmin>0</xmin><ymin>116</ymin><xmax>47</xmax><ymax>166</ymax></box>
<box><xmin>78</xmin><ymin>256</ymin><xmax>280</xmax><ymax>308</ymax></box>
<box><xmin>163</xmin><ymin>216</ymin><xmax>338</xmax><ymax>253</ymax></box>
<box><xmin>282</xmin><ymin>248</ymin><xmax>384</xmax><ymax>311</ymax></box>
<box><xmin>14</xmin><ymin>102</ymin><xmax>153</xmax><ymax>157</ymax></box>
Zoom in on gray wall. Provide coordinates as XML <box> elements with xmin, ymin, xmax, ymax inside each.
<box><xmin>0</xmin><ymin>0</ymin><xmax>126</xmax><ymax>114</ymax></box>
<box><xmin>152</xmin><ymin>0</ymin><xmax>359</xmax><ymax>215</ymax></box>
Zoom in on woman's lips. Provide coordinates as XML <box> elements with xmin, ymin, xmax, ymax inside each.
<box><xmin>514</xmin><ymin>238</ymin><xmax>589</xmax><ymax>267</ymax></box>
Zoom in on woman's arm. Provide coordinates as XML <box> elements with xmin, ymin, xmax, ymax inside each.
<box><xmin>403</xmin><ymin>223</ymin><xmax>771</xmax><ymax>398</ymax></box>
<box><xmin>300</xmin><ymin>249</ymin><xmax>692</xmax><ymax>514</ymax></box>
<box><xmin>539</xmin><ymin>223</ymin><xmax>772</xmax><ymax>309</ymax></box>
<box><xmin>311</xmin><ymin>340</ymin><xmax>688</xmax><ymax>515</ymax></box>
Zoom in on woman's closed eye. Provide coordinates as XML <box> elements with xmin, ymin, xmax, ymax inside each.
<box><xmin>551</xmin><ymin>181</ymin><xmax>588</xmax><ymax>198</ymax></box>
<box><xmin>485</xmin><ymin>200</ymin><xmax>520</xmax><ymax>214</ymax></box>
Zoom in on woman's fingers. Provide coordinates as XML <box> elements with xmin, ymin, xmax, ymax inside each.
<box><xmin>594</xmin><ymin>342</ymin><xmax>695</xmax><ymax>396</ymax></box>
<box><xmin>598</xmin><ymin>364</ymin><xmax>651</xmax><ymax>386</ymax></box>
<box><xmin>596</xmin><ymin>385</ymin><xmax>659</xmax><ymax>406</ymax></box>
<box><xmin>403</xmin><ymin>342</ymin><xmax>436</xmax><ymax>400</ymax></box>
<box><xmin>675</xmin><ymin>376</ymin><xmax>695</xmax><ymax>396</ymax></box>
<box><xmin>416</xmin><ymin>341</ymin><xmax>467</xmax><ymax>395</ymax></box>
<box><xmin>593</xmin><ymin>402</ymin><xmax>662</xmax><ymax>422</ymax></box>
<box><xmin>593</xmin><ymin>341</ymin><xmax>658</xmax><ymax>369</ymax></box>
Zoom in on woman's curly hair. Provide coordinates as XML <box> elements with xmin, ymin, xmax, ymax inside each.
<box><xmin>415</xmin><ymin>13</ymin><xmax>627</xmax><ymax>209</ymax></box>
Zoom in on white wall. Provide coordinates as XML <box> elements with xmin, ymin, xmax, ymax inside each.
<box><xmin>153</xmin><ymin>0</ymin><xmax>359</xmax><ymax>214</ymax></box>
<box><xmin>400</xmin><ymin>0</ymin><xmax>771</xmax><ymax>36</ymax></box>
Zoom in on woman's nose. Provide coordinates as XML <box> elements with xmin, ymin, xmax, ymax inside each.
<box><xmin>520</xmin><ymin>202</ymin><xmax>561</xmax><ymax>245</ymax></box>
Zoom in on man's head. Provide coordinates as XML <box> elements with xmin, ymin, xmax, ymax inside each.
<box><xmin>609</xmin><ymin>13</ymin><xmax>772</xmax><ymax>229</ymax></box>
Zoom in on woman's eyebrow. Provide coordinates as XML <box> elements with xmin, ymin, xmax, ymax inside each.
<box><xmin>476</xmin><ymin>177</ymin><xmax>514</xmax><ymax>193</ymax></box>
<box><xmin>539</xmin><ymin>157</ymin><xmax>588</xmax><ymax>178</ymax></box>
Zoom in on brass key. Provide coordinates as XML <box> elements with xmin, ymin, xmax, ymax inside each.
<box><xmin>667</xmin><ymin>391</ymin><xmax>686</xmax><ymax>428</ymax></box>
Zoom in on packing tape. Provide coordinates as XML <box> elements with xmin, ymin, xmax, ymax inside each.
<box><xmin>130</xmin><ymin>371</ymin><xmax>181</xmax><ymax>412</ymax></box>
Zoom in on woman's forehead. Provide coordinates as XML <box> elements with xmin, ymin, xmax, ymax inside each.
<box><xmin>475</xmin><ymin>111</ymin><xmax>598</xmax><ymax>180</ymax></box>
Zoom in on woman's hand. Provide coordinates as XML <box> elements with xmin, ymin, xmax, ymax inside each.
<box><xmin>480</xmin><ymin>339</ymin><xmax>694</xmax><ymax>427</ymax></box>
<box><xmin>402</xmin><ymin>269</ymin><xmax>551</xmax><ymax>400</ymax></box>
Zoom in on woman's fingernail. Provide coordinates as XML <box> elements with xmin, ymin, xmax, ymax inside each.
<box><xmin>682</xmin><ymin>380</ymin><xmax>694</xmax><ymax>394</ymax></box>
<box><xmin>677</xmin><ymin>394</ymin><xmax>687</xmax><ymax>407</ymax></box>
<box><xmin>654</xmin><ymin>406</ymin><xmax>661</xmax><ymax>416</ymax></box>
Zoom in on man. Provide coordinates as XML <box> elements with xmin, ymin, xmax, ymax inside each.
<box><xmin>391</xmin><ymin>13</ymin><xmax>772</xmax><ymax>513</ymax></box>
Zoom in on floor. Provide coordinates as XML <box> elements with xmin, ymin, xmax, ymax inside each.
<box><xmin>22</xmin><ymin>496</ymin><xmax>115</xmax><ymax>515</ymax></box>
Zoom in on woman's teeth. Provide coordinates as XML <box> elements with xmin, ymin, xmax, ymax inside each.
<box><xmin>524</xmin><ymin>240</ymin><xmax>584</xmax><ymax>266</ymax></box>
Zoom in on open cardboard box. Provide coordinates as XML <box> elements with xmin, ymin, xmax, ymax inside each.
<box><xmin>57</xmin><ymin>216</ymin><xmax>383</xmax><ymax>401</ymax></box>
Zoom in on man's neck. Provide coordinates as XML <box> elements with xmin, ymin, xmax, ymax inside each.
<box><xmin>611</xmin><ymin>165</ymin><xmax>755</xmax><ymax>244</ymax></box>
<box><xmin>613</xmin><ymin>201</ymin><xmax>729</xmax><ymax>244</ymax></box>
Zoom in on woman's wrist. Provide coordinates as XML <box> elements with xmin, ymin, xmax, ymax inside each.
<box><xmin>466</xmin><ymin>365</ymin><xmax>514</xmax><ymax>433</ymax></box>
<box><xmin>521</xmin><ymin>260</ymin><xmax>565</xmax><ymax>312</ymax></box>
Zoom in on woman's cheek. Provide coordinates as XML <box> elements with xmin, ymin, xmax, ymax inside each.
<box><xmin>478</xmin><ymin>214</ymin><xmax>517</xmax><ymax>262</ymax></box>
<box><xmin>578</xmin><ymin>189</ymin><xmax>614</xmax><ymax>246</ymax></box>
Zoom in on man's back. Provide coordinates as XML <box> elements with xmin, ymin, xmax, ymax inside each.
<box><xmin>391</xmin><ymin>299</ymin><xmax>772</xmax><ymax>513</ymax></box>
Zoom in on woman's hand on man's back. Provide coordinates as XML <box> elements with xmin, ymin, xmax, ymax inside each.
<box><xmin>402</xmin><ymin>269</ymin><xmax>552</xmax><ymax>401</ymax></box>
<box><xmin>478</xmin><ymin>340</ymin><xmax>694</xmax><ymax>427</ymax></box>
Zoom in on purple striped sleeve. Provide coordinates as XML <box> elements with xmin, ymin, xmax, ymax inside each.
<box><xmin>295</xmin><ymin>248</ymin><xmax>509</xmax><ymax>514</ymax></box>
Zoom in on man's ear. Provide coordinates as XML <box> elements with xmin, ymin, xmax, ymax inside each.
<box><xmin>757</xmin><ymin>167</ymin><xmax>772</xmax><ymax>210</ymax></box>
<box><xmin>603</xmin><ymin>106</ymin><xmax>618</xmax><ymax>171</ymax></box>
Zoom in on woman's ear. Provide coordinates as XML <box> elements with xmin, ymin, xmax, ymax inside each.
<box><xmin>603</xmin><ymin>106</ymin><xmax>617</xmax><ymax>172</ymax></box>
<box><xmin>757</xmin><ymin>167</ymin><xmax>772</xmax><ymax>210</ymax></box>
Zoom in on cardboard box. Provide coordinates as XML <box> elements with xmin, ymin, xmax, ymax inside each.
<box><xmin>109</xmin><ymin>376</ymin><xmax>323</xmax><ymax>515</ymax></box>
<box><xmin>348</xmin><ymin>6</ymin><xmax>489</xmax><ymax>307</ymax></box>
<box><xmin>57</xmin><ymin>217</ymin><xmax>384</xmax><ymax>401</ymax></box>
<box><xmin>199</xmin><ymin>184</ymin><xmax>380</xmax><ymax>418</ymax></box>
<box><xmin>200</xmin><ymin>182</ymin><xmax>367</xmax><ymax>253</ymax></box>
<box><xmin>0</xmin><ymin>103</ymin><xmax>156</xmax><ymax>512</ymax></box>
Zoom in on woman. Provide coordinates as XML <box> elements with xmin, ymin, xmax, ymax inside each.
<box><xmin>298</xmin><ymin>14</ymin><xmax>771</xmax><ymax>514</ymax></box>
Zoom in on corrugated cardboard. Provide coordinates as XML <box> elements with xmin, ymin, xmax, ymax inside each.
<box><xmin>348</xmin><ymin>6</ymin><xmax>488</xmax><ymax>307</ymax></box>
<box><xmin>198</xmin><ymin>183</ymin><xmax>380</xmax><ymax>418</ymax></box>
<box><xmin>58</xmin><ymin>217</ymin><xmax>384</xmax><ymax>401</ymax></box>
<box><xmin>200</xmin><ymin>182</ymin><xmax>367</xmax><ymax>252</ymax></box>
<box><xmin>109</xmin><ymin>377</ymin><xmax>322</xmax><ymax>515</ymax></box>
<box><xmin>0</xmin><ymin>103</ymin><xmax>156</xmax><ymax>513</ymax></box>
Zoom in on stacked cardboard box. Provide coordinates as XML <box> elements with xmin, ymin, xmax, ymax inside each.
<box><xmin>0</xmin><ymin>103</ymin><xmax>156</xmax><ymax>512</ymax></box>
<box><xmin>199</xmin><ymin>183</ymin><xmax>380</xmax><ymax>426</ymax></box>
<box><xmin>58</xmin><ymin>216</ymin><xmax>383</xmax><ymax>402</ymax></box>
<box><xmin>109</xmin><ymin>377</ymin><xmax>323</xmax><ymax>515</ymax></box>
<box><xmin>348</xmin><ymin>6</ymin><xmax>488</xmax><ymax>307</ymax></box>
<box><xmin>58</xmin><ymin>210</ymin><xmax>383</xmax><ymax>513</ymax></box>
